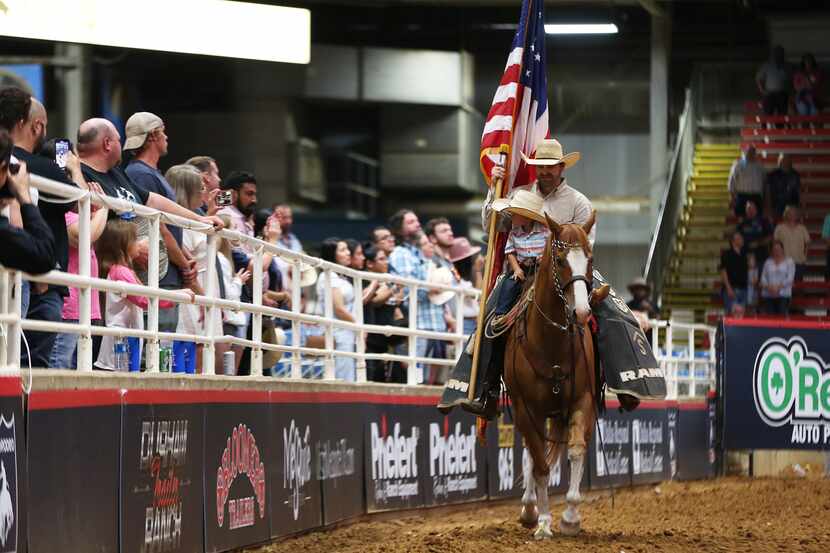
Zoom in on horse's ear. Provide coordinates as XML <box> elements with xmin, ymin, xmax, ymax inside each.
<box><xmin>582</xmin><ymin>210</ymin><xmax>597</xmax><ymax>235</ymax></box>
<box><xmin>545</xmin><ymin>213</ymin><xmax>562</xmax><ymax>236</ymax></box>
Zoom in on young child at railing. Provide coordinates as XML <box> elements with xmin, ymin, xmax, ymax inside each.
<box><xmin>94</xmin><ymin>215</ymin><xmax>193</xmax><ymax>371</ymax></box>
<box><xmin>217</xmin><ymin>214</ymin><xmax>251</xmax><ymax>374</ymax></box>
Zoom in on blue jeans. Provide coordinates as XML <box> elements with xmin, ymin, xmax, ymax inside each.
<box><xmin>21</xmin><ymin>287</ymin><xmax>64</xmax><ymax>368</ymax></box>
<box><xmin>20</xmin><ymin>280</ymin><xmax>30</xmax><ymax>319</ymax></box>
<box><xmin>723</xmin><ymin>287</ymin><xmax>747</xmax><ymax>315</ymax></box>
<box><xmin>49</xmin><ymin>321</ymin><xmax>79</xmax><ymax>369</ymax></box>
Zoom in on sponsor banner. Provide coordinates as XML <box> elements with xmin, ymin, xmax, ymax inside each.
<box><xmin>630</xmin><ymin>407</ymin><xmax>669</xmax><ymax>485</ymax></box>
<box><xmin>676</xmin><ymin>403</ymin><xmax>713</xmax><ymax>481</ymax></box>
<box><xmin>120</xmin><ymin>393</ymin><xmax>204</xmax><ymax>553</ymax></box>
<box><xmin>364</xmin><ymin>403</ymin><xmax>425</xmax><ymax>512</ymax></box>
<box><xmin>667</xmin><ymin>407</ymin><xmax>679</xmax><ymax>481</ymax></box>
<box><xmin>315</xmin><ymin>403</ymin><xmax>364</xmax><ymax>526</ymax></box>
<box><xmin>269</xmin><ymin>403</ymin><xmax>323</xmax><ymax>537</ymax></box>
<box><xmin>721</xmin><ymin>320</ymin><xmax>830</xmax><ymax>450</ymax></box>
<box><xmin>422</xmin><ymin>408</ymin><xmax>487</xmax><ymax>506</ymax></box>
<box><xmin>204</xmin><ymin>401</ymin><xmax>271</xmax><ymax>553</ymax></box>
<box><xmin>588</xmin><ymin>406</ymin><xmax>631</xmax><ymax>490</ymax></box>
<box><xmin>27</xmin><ymin>390</ymin><xmax>123</xmax><ymax>553</ymax></box>
<box><xmin>486</xmin><ymin>411</ymin><xmax>522</xmax><ymax>499</ymax></box>
<box><xmin>0</xmin><ymin>377</ymin><xmax>23</xmax><ymax>553</ymax></box>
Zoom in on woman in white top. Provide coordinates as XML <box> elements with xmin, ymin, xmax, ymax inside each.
<box><xmin>316</xmin><ymin>237</ymin><xmax>356</xmax><ymax>381</ymax></box>
<box><xmin>760</xmin><ymin>240</ymin><xmax>795</xmax><ymax>316</ymax></box>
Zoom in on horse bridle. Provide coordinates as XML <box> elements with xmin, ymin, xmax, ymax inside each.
<box><xmin>531</xmin><ymin>237</ymin><xmax>592</xmax><ymax>334</ymax></box>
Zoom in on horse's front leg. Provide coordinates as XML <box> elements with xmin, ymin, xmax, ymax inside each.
<box><xmin>560</xmin><ymin>410</ymin><xmax>589</xmax><ymax>536</ymax></box>
<box><xmin>519</xmin><ymin>447</ymin><xmax>538</xmax><ymax>528</ymax></box>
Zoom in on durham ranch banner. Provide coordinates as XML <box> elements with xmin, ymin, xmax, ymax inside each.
<box><xmin>720</xmin><ymin>319</ymin><xmax>830</xmax><ymax>451</ymax></box>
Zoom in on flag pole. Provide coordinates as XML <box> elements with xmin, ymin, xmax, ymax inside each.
<box><xmin>467</xmin><ymin>144</ymin><xmax>509</xmax><ymax>401</ymax></box>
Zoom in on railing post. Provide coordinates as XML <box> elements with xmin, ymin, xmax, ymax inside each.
<box><xmin>407</xmin><ymin>283</ymin><xmax>419</xmax><ymax>385</ymax></box>
<box><xmin>666</xmin><ymin>322</ymin><xmax>675</xmax><ymax>399</ymax></box>
<box><xmin>0</xmin><ymin>270</ymin><xmax>8</xmax><ymax>366</ymax></box>
<box><xmin>76</xmin><ymin>193</ymin><xmax>93</xmax><ymax>371</ymax></box>
<box><xmin>8</xmin><ymin>273</ymin><xmax>21</xmax><ymax>368</ymax></box>
<box><xmin>688</xmin><ymin>327</ymin><xmax>695</xmax><ymax>398</ymax></box>
<box><xmin>323</xmin><ymin>269</ymin><xmax>335</xmax><ymax>380</ymax></box>
<box><xmin>290</xmin><ymin>261</ymin><xmax>302</xmax><ymax>379</ymax></box>
<box><xmin>708</xmin><ymin>328</ymin><xmax>717</xmax><ymax>393</ymax></box>
<box><xmin>353</xmin><ymin>274</ymin><xmax>366</xmax><ymax>383</ymax></box>
<box><xmin>145</xmin><ymin>214</ymin><xmax>161</xmax><ymax>373</ymax></box>
<box><xmin>202</xmin><ymin>233</ymin><xmax>218</xmax><ymax>375</ymax></box>
<box><xmin>250</xmin><ymin>247</ymin><xmax>263</xmax><ymax>377</ymax></box>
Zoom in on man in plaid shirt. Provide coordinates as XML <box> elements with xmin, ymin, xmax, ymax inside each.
<box><xmin>388</xmin><ymin>209</ymin><xmax>447</xmax><ymax>381</ymax></box>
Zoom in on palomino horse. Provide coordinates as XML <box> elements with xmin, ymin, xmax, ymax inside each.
<box><xmin>503</xmin><ymin>212</ymin><xmax>608</xmax><ymax>539</ymax></box>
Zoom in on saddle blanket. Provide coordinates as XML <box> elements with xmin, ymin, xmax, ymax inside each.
<box><xmin>437</xmin><ymin>270</ymin><xmax>665</xmax><ymax>413</ymax></box>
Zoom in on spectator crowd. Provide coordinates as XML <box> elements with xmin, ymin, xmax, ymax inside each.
<box><xmin>0</xmin><ymin>86</ymin><xmax>484</xmax><ymax>382</ymax></box>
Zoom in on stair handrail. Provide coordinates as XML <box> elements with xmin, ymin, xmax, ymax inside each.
<box><xmin>643</xmin><ymin>87</ymin><xmax>696</xmax><ymax>303</ymax></box>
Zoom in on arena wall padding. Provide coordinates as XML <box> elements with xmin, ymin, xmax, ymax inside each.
<box><xmin>0</xmin><ymin>376</ymin><xmax>25</xmax><ymax>553</ymax></box>
<box><xmin>27</xmin><ymin>389</ymin><xmax>122</xmax><ymax>553</ymax></box>
<box><xmin>203</xmin><ymin>395</ymin><xmax>272</xmax><ymax>553</ymax></box>
<box><xmin>120</xmin><ymin>391</ymin><xmax>205</xmax><ymax>553</ymax></box>
<box><xmin>20</xmin><ymin>380</ymin><xmax>713</xmax><ymax>553</ymax></box>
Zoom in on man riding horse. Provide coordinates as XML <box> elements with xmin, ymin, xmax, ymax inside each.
<box><xmin>439</xmin><ymin>138</ymin><xmax>665</xmax><ymax>420</ymax></box>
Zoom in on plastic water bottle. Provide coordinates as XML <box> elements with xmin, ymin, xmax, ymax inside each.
<box><xmin>159</xmin><ymin>340</ymin><xmax>173</xmax><ymax>373</ymax></box>
<box><xmin>114</xmin><ymin>338</ymin><xmax>129</xmax><ymax>371</ymax></box>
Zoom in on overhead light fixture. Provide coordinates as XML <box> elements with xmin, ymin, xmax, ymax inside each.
<box><xmin>0</xmin><ymin>0</ymin><xmax>310</xmax><ymax>64</ymax></box>
<box><xmin>545</xmin><ymin>23</ymin><xmax>619</xmax><ymax>35</ymax></box>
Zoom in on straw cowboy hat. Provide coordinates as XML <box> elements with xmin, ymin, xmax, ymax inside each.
<box><xmin>427</xmin><ymin>265</ymin><xmax>456</xmax><ymax>306</ymax></box>
<box><xmin>520</xmin><ymin>138</ymin><xmax>580</xmax><ymax>168</ymax></box>
<box><xmin>298</xmin><ymin>263</ymin><xmax>318</xmax><ymax>288</ymax></box>
<box><xmin>448</xmin><ymin>237</ymin><xmax>482</xmax><ymax>263</ymax></box>
<box><xmin>492</xmin><ymin>189</ymin><xmax>547</xmax><ymax>225</ymax></box>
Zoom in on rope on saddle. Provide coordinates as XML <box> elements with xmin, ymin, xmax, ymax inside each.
<box><xmin>484</xmin><ymin>285</ymin><xmax>534</xmax><ymax>339</ymax></box>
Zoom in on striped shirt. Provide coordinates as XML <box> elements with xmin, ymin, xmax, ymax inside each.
<box><xmin>389</xmin><ymin>242</ymin><xmax>447</xmax><ymax>332</ymax></box>
<box><xmin>505</xmin><ymin>222</ymin><xmax>549</xmax><ymax>264</ymax></box>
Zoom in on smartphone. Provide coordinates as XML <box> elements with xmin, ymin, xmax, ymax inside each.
<box><xmin>55</xmin><ymin>139</ymin><xmax>71</xmax><ymax>169</ymax></box>
<box><xmin>1</xmin><ymin>155</ymin><xmax>19</xmax><ymax>198</ymax></box>
<box><xmin>216</xmin><ymin>190</ymin><xmax>233</xmax><ymax>206</ymax></box>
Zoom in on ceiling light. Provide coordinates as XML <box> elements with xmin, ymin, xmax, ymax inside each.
<box><xmin>545</xmin><ymin>23</ymin><xmax>619</xmax><ymax>35</ymax></box>
<box><xmin>0</xmin><ymin>0</ymin><xmax>310</xmax><ymax>64</ymax></box>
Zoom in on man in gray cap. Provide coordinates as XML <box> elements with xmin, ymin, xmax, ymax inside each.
<box><xmin>124</xmin><ymin>112</ymin><xmax>195</xmax><ymax>334</ymax></box>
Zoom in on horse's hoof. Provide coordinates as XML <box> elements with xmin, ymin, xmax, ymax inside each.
<box><xmin>559</xmin><ymin>517</ymin><xmax>581</xmax><ymax>536</ymax></box>
<box><xmin>533</xmin><ymin>519</ymin><xmax>553</xmax><ymax>540</ymax></box>
<box><xmin>519</xmin><ymin>504</ymin><xmax>538</xmax><ymax>528</ymax></box>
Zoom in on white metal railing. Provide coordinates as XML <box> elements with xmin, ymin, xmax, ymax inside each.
<box><xmin>649</xmin><ymin>319</ymin><xmax>717</xmax><ymax>399</ymax></box>
<box><xmin>0</xmin><ymin>172</ymin><xmax>478</xmax><ymax>384</ymax></box>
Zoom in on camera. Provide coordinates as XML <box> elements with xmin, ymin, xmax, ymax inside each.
<box><xmin>216</xmin><ymin>190</ymin><xmax>233</xmax><ymax>206</ymax></box>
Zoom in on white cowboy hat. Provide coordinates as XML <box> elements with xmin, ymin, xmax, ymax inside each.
<box><xmin>299</xmin><ymin>263</ymin><xmax>318</xmax><ymax>288</ymax></box>
<box><xmin>491</xmin><ymin>189</ymin><xmax>547</xmax><ymax>225</ymax></box>
<box><xmin>520</xmin><ymin>138</ymin><xmax>580</xmax><ymax>168</ymax></box>
<box><xmin>427</xmin><ymin>265</ymin><xmax>456</xmax><ymax>306</ymax></box>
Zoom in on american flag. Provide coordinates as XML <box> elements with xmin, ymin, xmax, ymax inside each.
<box><xmin>480</xmin><ymin>0</ymin><xmax>549</xmax><ymax>192</ymax></box>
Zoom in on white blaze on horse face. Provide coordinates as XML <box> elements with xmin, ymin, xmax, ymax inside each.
<box><xmin>566</xmin><ymin>248</ymin><xmax>591</xmax><ymax>324</ymax></box>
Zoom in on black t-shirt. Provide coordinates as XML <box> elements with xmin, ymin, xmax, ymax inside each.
<box><xmin>13</xmin><ymin>147</ymin><xmax>75</xmax><ymax>291</ymax></box>
<box><xmin>719</xmin><ymin>248</ymin><xmax>748</xmax><ymax>289</ymax></box>
<box><xmin>81</xmin><ymin>163</ymin><xmax>150</xmax><ymax>206</ymax></box>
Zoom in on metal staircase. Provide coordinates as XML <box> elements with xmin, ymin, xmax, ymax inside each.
<box><xmin>661</xmin><ymin>144</ymin><xmax>739</xmax><ymax>323</ymax></box>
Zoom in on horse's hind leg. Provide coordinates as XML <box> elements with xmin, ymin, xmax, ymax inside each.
<box><xmin>560</xmin><ymin>406</ymin><xmax>590</xmax><ymax>536</ymax></box>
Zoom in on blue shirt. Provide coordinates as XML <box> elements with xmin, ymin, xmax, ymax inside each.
<box><xmin>389</xmin><ymin>242</ymin><xmax>446</xmax><ymax>333</ymax></box>
<box><xmin>126</xmin><ymin>160</ymin><xmax>183</xmax><ymax>288</ymax></box>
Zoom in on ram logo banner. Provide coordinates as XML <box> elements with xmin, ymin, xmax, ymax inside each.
<box><xmin>216</xmin><ymin>424</ymin><xmax>266</xmax><ymax>530</ymax></box>
<box><xmin>754</xmin><ymin>337</ymin><xmax>830</xmax><ymax>431</ymax></box>
<box><xmin>0</xmin><ymin>415</ymin><xmax>15</xmax><ymax>553</ymax></box>
<box><xmin>282</xmin><ymin>420</ymin><xmax>312</xmax><ymax>521</ymax></box>
<box><xmin>369</xmin><ymin>415</ymin><xmax>419</xmax><ymax>504</ymax></box>
<box><xmin>428</xmin><ymin>417</ymin><xmax>478</xmax><ymax>498</ymax></box>
<box><xmin>140</xmin><ymin>419</ymin><xmax>187</xmax><ymax>553</ymax></box>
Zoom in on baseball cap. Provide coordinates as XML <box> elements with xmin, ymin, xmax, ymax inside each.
<box><xmin>124</xmin><ymin>112</ymin><xmax>163</xmax><ymax>150</ymax></box>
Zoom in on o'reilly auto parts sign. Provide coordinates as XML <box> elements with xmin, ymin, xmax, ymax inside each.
<box><xmin>722</xmin><ymin>319</ymin><xmax>830</xmax><ymax>450</ymax></box>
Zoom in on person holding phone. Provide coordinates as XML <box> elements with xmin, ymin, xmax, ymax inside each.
<box><xmin>0</xmin><ymin>87</ymin><xmax>95</xmax><ymax>368</ymax></box>
<box><xmin>0</xmin><ymin>129</ymin><xmax>56</xmax><ymax>274</ymax></box>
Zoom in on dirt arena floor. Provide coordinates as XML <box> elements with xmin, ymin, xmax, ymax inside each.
<box><xmin>245</xmin><ymin>476</ymin><xmax>830</xmax><ymax>553</ymax></box>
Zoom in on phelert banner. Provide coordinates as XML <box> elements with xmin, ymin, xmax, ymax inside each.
<box><xmin>721</xmin><ymin>319</ymin><xmax>830</xmax><ymax>450</ymax></box>
<box><xmin>120</xmin><ymin>397</ymin><xmax>204</xmax><ymax>553</ymax></box>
